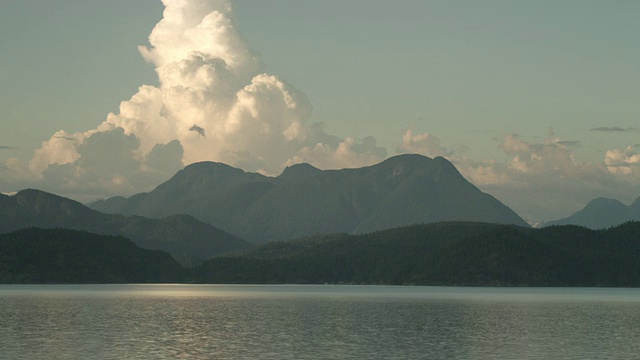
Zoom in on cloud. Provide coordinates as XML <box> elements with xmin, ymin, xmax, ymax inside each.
<box><xmin>0</xmin><ymin>146</ymin><xmax>17</xmax><ymax>150</ymax></box>
<box><xmin>391</xmin><ymin>128</ymin><xmax>640</xmax><ymax>222</ymax></box>
<box><xmin>189</xmin><ymin>125</ymin><xmax>206</xmax><ymax>137</ymax></box>
<box><xmin>396</xmin><ymin>128</ymin><xmax>453</xmax><ymax>158</ymax></box>
<box><xmin>286</xmin><ymin>136</ymin><xmax>387</xmax><ymax>170</ymax></box>
<box><xmin>53</xmin><ymin>135</ymin><xmax>77</xmax><ymax>141</ymax></box>
<box><xmin>451</xmin><ymin>133</ymin><xmax>638</xmax><ymax>222</ymax></box>
<box><xmin>604</xmin><ymin>146</ymin><xmax>640</xmax><ymax>175</ymax></box>
<box><xmin>554</xmin><ymin>140</ymin><xmax>580</xmax><ymax>147</ymax></box>
<box><xmin>2</xmin><ymin>0</ymin><xmax>639</xmax><ymax>224</ymax></box>
<box><xmin>20</xmin><ymin>129</ymin><xmax>185</xmax><ymax>198</ymax></box>
<box><xmin>4</xmin><ymin>0</ymin><xmax>395</xmax><ymax>199</ymax></box>
<box><xmin>591</xmin><ymin>126</ymin><xmax>639</xmax><ymax>132</ymax></box>
<box><xmin>145</xmin><ymin>140</ymin><xmax>184</xmax><ymax>175</ymax></box>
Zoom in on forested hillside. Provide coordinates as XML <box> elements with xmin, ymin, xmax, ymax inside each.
<box><xmin>0</xmin><ymin>228</ymin><xmax>184</xmax><ymax>283</ymax></box>
<box><xmin>3</xmin><ymin>222</ymin><xmax>639</xmax><ymax>286</ymax></box>
<box><xmin>194</xmin><ymin>222</ymin><xmax>640</xmax><ymax>286</ymax></box>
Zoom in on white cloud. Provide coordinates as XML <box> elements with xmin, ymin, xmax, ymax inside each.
<box><xmin>286</xmin><ymin>136</ymin><xmax>387</xmax><ymax>170</ymax></box>
<box><xmin>29</xmin><ymin>130</ymin><xmax>84</xmax><ymax>175</ymax></box>
<box><xmin>390</xmin><ymin>128</ymin><xmax>639</xmax><ymax>222</ymax></box>
<box><xmin>4</xmin><ymin>0</ymin><xmax>388</xmax><ymax>198</ymax></box>
<box><xmin>396</xmin><ymin>128</ymin><xmax>452</xmax><ymax>158</ymax></box>
<box><xmin>455</xmin><ymin>133</ymin><xmax>636</xmax><ymax>222</ymax></box>
<box><xmin>604</xmin><ymin>146</ymin><xmax>640</xmax><ymax>175</ymax></box>
<box><xmin>2</xmin><ymin>0</ymin><xmax>639</xmax><ymax>224</ymax></box>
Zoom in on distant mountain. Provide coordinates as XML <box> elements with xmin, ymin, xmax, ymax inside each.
<box><xmin>0</xmin><ymin>189</ymin><xmax>253</xmax><ymax>261</ymax></box>
<box><xmin>545</xmin><ymin>196</ymin><xmax>640</xmax><ymax>229</ymax></box>
<box><xmin>90</xmin><ymin>154</ymin><xmax>529</xmax><ymax>243</ymax></box>
<box><xmin>194</xmin><ymin>221</ymin><xmax>640</xmax><ymax>287</ymax></box>
<box><xmin>0</xmin><ymin>228</ymin><xmax>183</xmax><ymax>283</ymax></box>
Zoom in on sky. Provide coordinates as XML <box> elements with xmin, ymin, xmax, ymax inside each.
<box><xmin>0</xmin><ymin>0</ymin><xmax>639</xmax><ymax>223</ymax></box>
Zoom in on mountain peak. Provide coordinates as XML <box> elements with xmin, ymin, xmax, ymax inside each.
<box><xmin>11</xmin><ymin>188</ymin><xmax>93</xmax><ymax>219</ymax></box>
<box><xmin>182</xmin><ymin>161</ymin><xmax>246</xmax><ymax>176</ymax></box>
<box><xmin>376</xmin><ymin>154</ymin><xmax>456</xmax><ymax>170</ymax></box>
<box><xmin>584</xmin><ymin>197</ymin><xmax>626</xmax><ymax>210</ymax></box>
<box><xmin>16</xmin><ymin>188</ymin><xmax>80</xmax><ymax>204</ymax></box>
<box><xmin>545</xmin><ymin>196</ymin><xmax>633</xmax><ymax>229</ymax></box>
<box><xmin>278</xmin><ymin>163</ymin><xmax>321</xmax><ymax>182</ymax></box>
<box><xmin>370</xmin><ymin>154</ymin><xmax>461</xmax><ymax>182</ymax></box>
<box><xmin>379</xmin><ymin>153</ymin><xmax>433</xmax><ymax>165</ymax></box>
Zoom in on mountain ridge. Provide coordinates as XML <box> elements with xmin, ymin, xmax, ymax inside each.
<box><xmin>0</xmin><ymin>189</ymin><xmax>253</xmax><ymax>261</ymax></box>
<box><xmin>545</xmin><ymin>196</ymin><xmax>640</xmax><ymax>229</ymax></box>
<box><xmin>91</xmin><ymin>154</ymin><xmax>529</xmax><ymax>242</ymax></box>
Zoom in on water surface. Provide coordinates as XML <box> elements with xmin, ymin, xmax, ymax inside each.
<box><xmin>1</xmin><ymin>285</ymin><xmax>638</xmax><ymax>359</ymax></box>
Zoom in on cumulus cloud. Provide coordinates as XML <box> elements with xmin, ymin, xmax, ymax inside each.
<box><xmin>455</xmin><ymin>133</ymin><xmax>637</xmax><ymax>222</ymax></box>
<box><xmin>23</xmin><ymin>129</ymin><xmax>184</xmax><ymax>198</ymax></box>
<box><xmin>497</xmin><ymin>133</ymin><xmax>587</xmax><ymax>175</ymax></box>
<box><xmin>1</xmin><ymin>158</ymin><xmax>34</xmax><ymax>188</ymax></box>
<box><xmin>604</xmin><ymin>146</ymin><xmax>640</xmax><ymax>175</ymax></box>
<box><xmin>390</xmin><ymin>127</ymin><xmax>640</xmax><ymax>222</ymax></box>
<box><xmin>2</xmin><ymin>0</ymin><xmax>638</xmax><ymax>224</ymax></box>
<box><xmin>396</xmin><ymin>128</ymin><xmax>453</xmax><ymax>158</ymax></box>
<box><xmin>286</xmin><ymin>136</ymin><xmax>387</xmax><ymax>170</ymax></box>
<box><xmin>2</xmin><ymin>0</ymin><xmax>390</xmax><ymax>199</ymax></box>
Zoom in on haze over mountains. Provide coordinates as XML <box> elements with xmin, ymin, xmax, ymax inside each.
<box><xmin>90</xmin><ymin>154</ymin><xmax>529</xmax><ymax>242</ymax></box>
<box><xmin>545</xmin><ymin>197</ymin><xmax>640</xmax><ymax>229</ymax></box>
<box><xmin>0</xmin><ymin>189</ymin><xmax>251</xmax><ymax>261</ymax></box>
<box><xmin>3</xmin><ymin>154</ymin><xmax>640</xmax><ymax>286</ymax></box>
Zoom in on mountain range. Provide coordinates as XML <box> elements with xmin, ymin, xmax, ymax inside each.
<box><xmin>0</xmin><ymin>189</ymin><xmax>252</xmax><ymax>262</ymax></box>
<box><xmin>545</xmin><ymin>196</ymin><xmax>640</xmax><ymax>229</ymax></box>
<box><xmin>90</xmin><ymin>154</ymin><xmax>529</xmax><ymax>243</ymax></box>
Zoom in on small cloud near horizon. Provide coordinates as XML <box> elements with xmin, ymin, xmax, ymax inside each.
<box><xmin>53</xmin><ymin>135</ymin><xmax>77</xmax><ymax>141</ymax></box>
<box><xmin>0</xmin><ymin>146</ymin><xmax>17</xmax><ymax>150</ymax></box>
<box><xmin>591</xmin><ymin>127</ymin><xmax>639</xmax><ymax>132</ymax></box>
<box><xmin>554</xmin><ymin>140</ymin><xmax>580</xmax><ymax>147</ymax></box>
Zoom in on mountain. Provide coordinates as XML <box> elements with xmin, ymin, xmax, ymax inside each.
<box><xmin>0</xmin><ymin>189</ymin><xmax>253</xmax><ymax>261</ymax></box>
<box><xmin>545</xmin><ymin>196</ymin><xmax>640</xmax><ymax>229</ymax></box>
<box><xmin>0</xmin><ymin>228</ymin><xmax>183</xmax><ymax>283</ymax></box>
<box><xmin>90</xmin><ymin>154</ymin><xmax>529</xmax><ymax>243</ymax></box>
<box><xmin>194</xmin><ymin>221</ymin><xmax>640</xmax><ymax>287</ymax></box>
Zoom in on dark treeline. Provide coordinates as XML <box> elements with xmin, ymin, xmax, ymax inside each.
<box><xmin>194</xmin><ymin>222</ymin><xmax>640</xmax><ymax>286</ymax></box>
<box><xmin>0</xmin><ymin>228</ymin><xmax>185</xmax><ymax>284</ymax></box>
<box><xmin>2</xmin><ymin>222</ymin><xmax>640</xmax><ymax>286</ymax></box>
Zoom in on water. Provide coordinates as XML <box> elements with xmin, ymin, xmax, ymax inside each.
<box><xmin>1</xmin><ymin>285</ymin><xmax>639</xmax><ymax>359</ymax></box>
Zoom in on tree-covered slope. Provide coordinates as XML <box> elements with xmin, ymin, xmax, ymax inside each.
<box><xmin>194</xmin><ymin>222</ymin><xmax>640</xmax><ymax>286</ymax></box>
<box><xmin>4</xmin><ymin>222</ymin><xmax>639</xmax><ymax>286</ymax></box>
<box><xmin>0</xmin><ymin>228</ymin><xmax>184</xmax><ymax>284</ymax></box>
